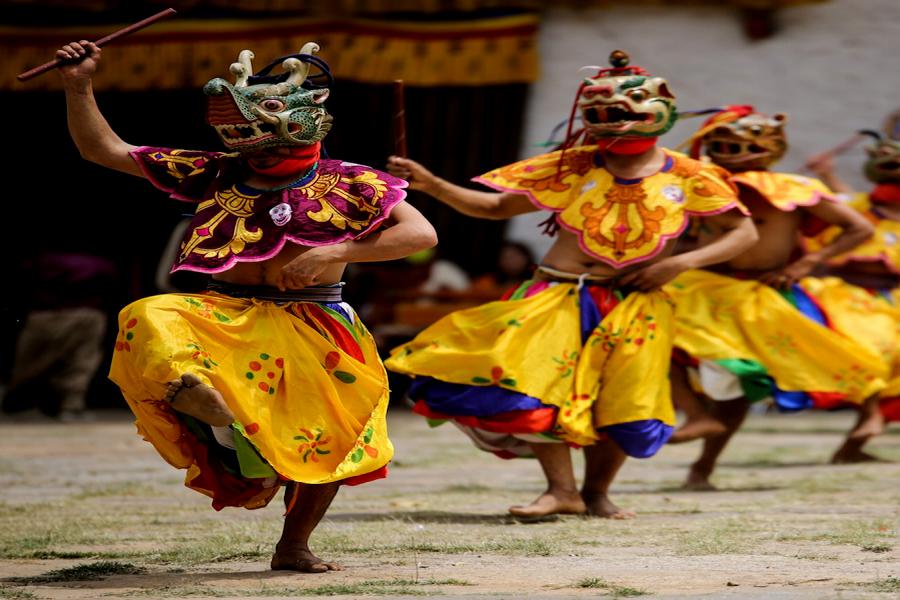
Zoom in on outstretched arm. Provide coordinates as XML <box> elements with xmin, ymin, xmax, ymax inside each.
<box><xmin>805</xmin><ymin>153</ymin><xmax>853</xmax><ymax>194</ymax></box>
<box><xmin>760</xmin><ymin>197</ymin><xmax>873</xmax><ymax>289</ymax></box>
<box><xmin>387</xmin><ymin>156</ymin><xmax>537</xmax><ymax>219</ymax></box>
<box><xmin>620</xmin><ymin>210</ymin><xmax>758</xmax><ymax>291</ymax></box>
<box><xmin>276</xmin><ymin>200</ymin><xmax>438</xmax><ymax>290</ymax></box>
<box><xmin>56</xmin><ymin>41</ymin><xmax>141</xmax><ymax>176</ymax></box>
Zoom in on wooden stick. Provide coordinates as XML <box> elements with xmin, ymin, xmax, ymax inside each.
<box><xmin>392</xmin><ymin>79</ymin><xmax>408</xmax><ymax>158</ymax></box>
<box><xmin>16</xmin><ymin>8</ymin><xmax>177</xmax><ymax>82</ymax></box>
<box><xmin>803</xmin><ymin>132</ymin><xmax>866</xmax><ymax>173</ymax></box>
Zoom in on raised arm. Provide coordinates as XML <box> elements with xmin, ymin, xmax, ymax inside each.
<box><xmin>387</xmin><ymin>156</ymin><xmax>537</xmax><ymax>219</ymax></box>
<box><xmin>56</xmin><ymin>41</ymin><xmax>141</xmax><ymax>176</ymax></box>
<box><xmin>276</xmin><ymin>200</ymin><xmax>438</xmax><ymax>290</ymax></box>
<box><xmin>805</xmin><ymin>153</ymin><xmax>854</xmax><ymax>195</ymax></box>
<box><xmin>620</xmin><ymin>209</ymin><xmax>758</xmax><ymax>291</ymax></box>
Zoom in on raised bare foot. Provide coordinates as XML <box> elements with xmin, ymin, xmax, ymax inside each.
<box><xmin>165</xmin><ymin>373</ymin><xmax>234</xmax><ymax>427</ymax></box>
<box><xmin>582</xmin><ymin>492</ymin><xmax>636</xmax><ymax>519</ymax></box>
<box><xmin>849</xmin><ymin>410</ymin><xmax>885</xmax><ymax>440</ymax></box>
<box><xmin>271</xmin><ymin>544</ymin><xmax>342</xmax><ymax>573</ymax></box>
<box><xmin>668</xmin><ymin>417</ymin><xmax>728</xmax><ymax>444</ymax></box>
<box><xmin>682</xmin><ymin>468</ymin><xmax>717</xmax><ymax>491</ymax></box>
<box><xmin>508</xmin><ymin>490</ymin><xmax>586</xmax><ymax>518</ymax></box>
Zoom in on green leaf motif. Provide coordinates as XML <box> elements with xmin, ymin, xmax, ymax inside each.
<box><xmin>471</xmin><ymin>376</ymin><xmax>491</xmax><ymax>384</ymax></box>
<box><xmin>363</xmin><ymin>428</ymin><xmax>374</xmax><ymax>444</ymax></box>
<box><xmin>350</xmin><ymin>448</ymin><xmax>364</xmax><ymax>463</ymax></box>
<box><xmin>500</xmin><ymin>378</ymin><xmax>517</xmax><ymax>387</ymax></box>
<box><xmin>214</xmin><ymin>312</ymin><xmax>231</xmax><ymax>323</ymax></box>
<box><xmin>334</xmin><ymin>371</ymin><xmax>357</xmax><ymax>384</ymax></box>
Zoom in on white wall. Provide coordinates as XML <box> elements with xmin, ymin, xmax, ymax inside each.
<box><xmin>507</xmin><ymin>0</ymin><xmax>900</xmax><ymax>256</ymax></box>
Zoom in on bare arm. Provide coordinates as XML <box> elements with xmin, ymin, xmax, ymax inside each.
<box><xmin>801</xmin><ymin>198</ymin><xmax>873</xmax><ymax>262</ymax></box>
<box><xmin>620</xmin><ymin>210</ymin><xmax>758</xmax><ymax>291</ymax></box>
<box><xmin>56</xmin><ymin>41</ymin><xmax>141</xmax><ymax>176</ymax></box>
<box><xmin>276</xmin><ymin>200</ymin><xmax>438</xmax><ymax>290</ymax></box>
<box><xmin>760</xmin><ymin>198</ymin><xmax>873</xmax><ymax>288</ymax></box>
<box><xmin>676</xmin><ymin>210</ymin><xmax>760</xmax><ymax>270</ymax></box>
<box><xmin>387</xmin><ymin>156</ymin><xmax>537</xmax><ymax>219</ymax></box>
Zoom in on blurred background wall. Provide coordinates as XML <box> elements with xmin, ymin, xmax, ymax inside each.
<box><xmin>508</xmin><ymin>0</ymin><xmax>900</xmax><ymax>256</ymax></box>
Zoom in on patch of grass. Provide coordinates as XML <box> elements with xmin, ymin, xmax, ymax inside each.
<box><xmin>0</xmin><ymin>587</ymin><xmax>38</xmax><ymax>599</ymax></box>
<box><xmin>824</xmin><ymin>519</ymin><xmax>895</xmax><ymax>548</ymax></box>
<box><xmin>861</xmin><ymin>577</ymin><xmax>900</xmax><ymax>592</ymax></box>
<box><xmin>860</xmin><ymin>543</ymin><xmax>893</xmax><ymax>553</ymax></box>
<box><xmin>575</xmin><ymin>578</ymin><xmax>648</xmax><ymax>597</ymax></box>
<box><xmin>11</xmin><ymin>561</ymin><xmax>145</xmax><ymax>584</ymax></box>
<box><xmin>776</xmin><ymin>518</ymin><xmax>896</xmax><ymax>550</ymax></box>
<box><xmin>440</xmin><ymin>484</ymin><xmax>493</xmax><ymax>493</ymax></box>
<box><xmin>123</xmin><ymin>579</ymin><xmax>463</xmax><ymax>597</ymax></box>
<box><xmin>71</xmin><ymin>482</ymin><xmax>160</xmax><ymax>500</ymax></box>
<box><xmin>676</xmin><ymin>518</ymin><xmax>754</xmax><ymax>555</ymax></box>
<box><xmin>18</xmin><ymin>550</ymin><xmax>132</xmax><ymax>560</ymax></box>
<box><xmin>316</xmin><ymin>529</ymin><xmax>564</xmax><ymax>557</ymax></box>
<box><xmin>793</xmin><ymin>552</ymin><xmax>838</xmax><ymax>561</ymax></box>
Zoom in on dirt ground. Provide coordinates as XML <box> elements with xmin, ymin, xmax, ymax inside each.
<box><xmin>0</xmin><ymin>408</ymin><xmax>897</xmax><ymax>599</ymax></box>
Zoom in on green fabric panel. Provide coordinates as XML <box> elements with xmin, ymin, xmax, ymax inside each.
<box><xmin>507</xmin><ymin>280</ymin><xmax>534</xmax><ymax>301</ymax></box>
<box><xmin>778</xmin><ymin>287</ymin><xmax>798</xmax><ymax>308</ymax></box>
<box><xmin>319</xmin><ymin>304</ymin><xmax>362</xmax><ymax>343</ymax></box>
<box><xmin>181</xmin><ymin>415</ymin><xmax>241</xmax><ymax>477</ymax></box>
<box><xmin>714</xmin><ymin>358</ymin><xmax>773</xmax><ymax>403</ymax></box>
<box><xmin>232</xmin><ymin>423</ymin><xmax>277</xmax><ymax>479</ymax></box>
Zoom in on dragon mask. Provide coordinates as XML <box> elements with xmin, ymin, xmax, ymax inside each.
<box><xmin>576</xmin><ymin>50</ymin><xmax>677</xmax><ymax>146</ymax></box>
<box><xmin>861</xmin><ymin>132</ymin><xmax>900</xmax><ymax>185</ymax></box>
<box><xmin>203</xmin><ymin>42</ymin><xmax>333</xmax><ymax>158</ymax></box>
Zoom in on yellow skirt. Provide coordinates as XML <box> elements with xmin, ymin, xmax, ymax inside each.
<box><xmin>799</xmin><ymin>277</ymin><xmax>900</xmax><ymax>400</ymax></box>
<box><xmin>109</xmin><ymin>292</ymin><xmax>392</xmax><ymax>509</ymax></box>
<box><xmin>385</xmin><ymin>280</ymin><xmax>676</xmax><ymax>457</ymax></box>
<box><xmin>666</xmin><ymin>270</ymin><xmax>886</xmax><ymax>407</ymax></box>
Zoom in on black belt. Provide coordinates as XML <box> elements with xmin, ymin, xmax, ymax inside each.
<box><xmin>206</xmin><ymin>281</ymin><xmax>344</xmax><ymax>303</ymax></box>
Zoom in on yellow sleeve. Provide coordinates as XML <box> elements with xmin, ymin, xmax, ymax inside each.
<box><xmin>669</xmin><ymin>155</ymin><xmax>747</xmax><ymax>216</ymax></box>
<box><xmin>472</xmin><ymin>146</ymin><xmax>597</xmax><ymax>210</ymax></box>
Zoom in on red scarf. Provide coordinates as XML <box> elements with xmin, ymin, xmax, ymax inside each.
<box><xmin>595</xmin><ymin>137</ymin><xmax>658</xmax><ymax>155</ymax></box>
<box><xmin>248</xmin><ymin>143</ymin><xmax>321</xmax><ymax>177</ymax></box>
<box><xmin>871</xmin><ymin>183</ymin><xmax>900</xmax><ymax>205</ymax></box>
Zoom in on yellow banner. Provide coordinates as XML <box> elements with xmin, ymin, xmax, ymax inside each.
<box><xmin>5</xmin><ymin>14</ymin><xmax>539</xmax><ymax>92</ymax></box>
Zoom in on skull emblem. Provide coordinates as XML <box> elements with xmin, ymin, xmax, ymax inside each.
<box><xmin>662</xmin><ymin>185</ymin><xmax>685</xmax><ymax>204</ymax></box>
<box><xmin>269</xmin><ymin>202</ymin><xmax>293</xmax><ymax>226</ymax></box>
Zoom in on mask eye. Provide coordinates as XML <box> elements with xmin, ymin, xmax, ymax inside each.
<box><xmin>749</xmin><ymin>125</ymin><xmax>763</xmax><ymax>135</ymax></box>
<box><xmin>627</xmin><ymin>90</ymin><xmax>646</xmax><ymax>102</ymax></box>
<box><xmin>261</xmin><ymin>99</ymin><xmax>285</xmax><ymax>112</ymax></box>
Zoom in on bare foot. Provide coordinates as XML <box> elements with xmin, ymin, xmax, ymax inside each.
<box><xmin>682</xmin><ymin>467</ymin><xmax>717</xmax><ymax>491</ymax></box>
<box><xmin>832</xmin><ymin>449</ymin><xmax>884</xmax><ymax>464</ymax></box>
<box><xmin>849</xmin><ymin>410</ymin><xmax>885</xmax><ymax>440</ymax></box>
<box><xmin>271</xmin><ymin>544</ymin><xmax>342</xmax><ymax>573</ymax></box>
<box><xmin>668</xmin><ymin>417</ymin><xmax>728</xmax><ymax>444</ymax></box>
<box><xmin>165</xmin><ymin>373</ymin><xmax>234</xmax><ymax>427</ymax></box>
<box><xmin>831</xmin><ymin>438</ymin><xmax>887</xmax><ymax>464</ymax></box>
<box><xmin>582</xmin><ymin>492</ymin><xmax>636</xmax><ymax>519</ymax></box>
<box><xmin>508</xmin><ymin>490</ymin><xmax>586</xmax><ymax>518</ymax></box>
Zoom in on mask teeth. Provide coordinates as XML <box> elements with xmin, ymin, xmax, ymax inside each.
<box><xmin>229</xmin><ymin>50</ymin><xmax>255</xmax><ymax>88</ymax></box>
